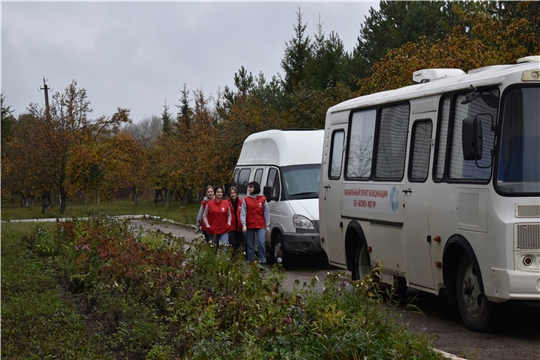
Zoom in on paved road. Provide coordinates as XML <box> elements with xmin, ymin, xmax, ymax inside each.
<box><xmin>130</xmin><ymin>219</ymin><xmax>540</xmax><ymax>360</ymax></box>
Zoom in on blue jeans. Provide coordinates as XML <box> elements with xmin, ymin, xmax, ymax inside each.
<box><xmin>246</xmin><ymin>228</ymin><xmax>266</xmax><ymax>263</ymax></box>
<box><xmin>211</xmin><ymin>233</ymin><xmax>229</xmax><ymax>246</ymax></box>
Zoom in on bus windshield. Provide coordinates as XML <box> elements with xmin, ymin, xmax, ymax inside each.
<box><xmin>497</xmin><ymin>86</ymin><xmax>540</xmax><ymax>194</ymax></box>
<box><xmin>283</xmin><ymin>164</ymin><xmax>320</xmax><ymax>199</ymax></box>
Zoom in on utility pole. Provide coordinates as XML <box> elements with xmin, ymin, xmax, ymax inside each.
<box><xmin>39</xmin><ymin>77</ymin><xmax>51</xmax><ymax>121</ymax></box>
<box><xmin>38</xmin><ymin>77</ymin><xmax>53</xmax><ymax>213</ymax></box>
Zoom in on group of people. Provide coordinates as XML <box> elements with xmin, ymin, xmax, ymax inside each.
<box><xmin>196</xmin><ymin>181</ymin><xmax>270</xmax><ymax>263</ymax></box>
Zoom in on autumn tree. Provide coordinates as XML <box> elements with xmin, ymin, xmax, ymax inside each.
<box><xmin>1</xmin><ymin>94</ymin><xmax>17</xmax><ymax>151</ymax></box>
<box><xmin>27</xmin><ymin>80</ymin><xmax>130</xmax><ymax>214</ymax></box>
<box><xmin>1</xmin><ymin>114</ymin><xmax>47</xmax><ymax>210</ymax></box>
<box><xmin>356</xmin><ymin>1</ymin><xmax>539</xmax><ymax>96</ymax></box>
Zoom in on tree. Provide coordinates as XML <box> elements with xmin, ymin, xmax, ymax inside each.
<box><xmin>281</xmin><ymin>8</ymin><xmax>312</xmax><ymax>93</ymax></box>
<box><xmin>1</xmin><ymin>114</ymin><xmax>46</xmax><ymax>210</ymax></box>
<box><xmin>176</xmin><ymin>84</ymin><xmax>192</xmax><ymax>133</ymax></box>
<box><xmin>1</xmin><ymin>94</ymin><xmax>17</xmax><ymax>151</ymax></box>
<box><xmin>304</xmin><ymin>22</ymin><xmax>351</xmax><ymax>91</ymax></box>
<box><xmin>122</xmin><ymin>115</ymin><xmax>162</xmax><ymax>148</ymax></box>
<box><xmin>352</xmin><ymin>1</ymin><xmax>458</xmax><ymax>81</ymax></box>
<box><xmin>27</xmin><ymin>80</ymin><xmax>130</xmax><ymax>214</ymax></box>
<box><xmin>161</xmin><ymin>100</ymin><xmax>173</xmax><ymax>135</ymax></box>
<box><xmin>356</xmin><ymin>1</ymin><xmax>537</xmax><ymax>97</ymax></box>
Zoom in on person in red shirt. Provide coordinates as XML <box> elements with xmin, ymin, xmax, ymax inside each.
<box><xmin>202</xmin><ymin>186</ymin><xmax>231</xmax><ymax>246</ymax></box>
<box><xmin>240</xmin><ymin>181</ymin><xmax>270</xmax><ymax>263</ymax></box>
<box><xmin>196</xmin><ymin>185</ymin><xmax>214</xmax><ymax>242</ymax></box>
<box><xmin>227</xmin><ymin>186</ymin><xmax>244</xmax><ymax>254</ymax></box>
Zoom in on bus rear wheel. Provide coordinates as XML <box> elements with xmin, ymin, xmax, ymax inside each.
<box><xmin>352</xmin><ymin>243</ymin><xmax>371</xmax><ymax>281</ymax></box>
<box><xmin>456</xmin><ymin>253</ymin><xmax>499</xmax><ymax>332</ymax></box>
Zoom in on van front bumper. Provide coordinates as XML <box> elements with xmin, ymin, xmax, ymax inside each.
<box><xmin>282</xmin><ymin>232</ymin><xmax>324</xmax><ymax>255</ymax></box>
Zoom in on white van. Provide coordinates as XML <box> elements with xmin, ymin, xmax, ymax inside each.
<box><xmin>231</xmin><ymin>129</ymin><xmax>325</xmax><ymax>264</ymax></box>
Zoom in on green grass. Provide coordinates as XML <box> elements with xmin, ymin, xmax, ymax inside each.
<box><xmin>1</xmin><ymin>222</ymin><xmax>109</xmax><ymax>359</ymax></box>
<box><xmin>1</xmin><ymin>198</ymin><xmax>200</xmax><ymax>224</ymax></box>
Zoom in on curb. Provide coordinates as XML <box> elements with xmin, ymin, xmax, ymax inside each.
<box><xmin>434</xmin><ymin>349</ymin><xmax>467</xmax><ymax>359</ymax></box>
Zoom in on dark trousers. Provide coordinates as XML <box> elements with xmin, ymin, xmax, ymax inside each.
<box><xmin>203</xmin><ymin>230</ymin><xmax>211</xmax><ymax>243</ymax></box>
<box><xmin>229</xmin><ymin>230</ymin><xmax>245</xmax><ymax>253</ymax></box>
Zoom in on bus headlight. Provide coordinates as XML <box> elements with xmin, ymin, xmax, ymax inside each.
<box><xmin>293</xmin><ymin>214</ymin><xmax>315</xmax><ymax>230</ymax></box>
<box><xmin>522</xmin><ymin>255</ymin><xmax>534</xmax><ymax>266</ymax></box>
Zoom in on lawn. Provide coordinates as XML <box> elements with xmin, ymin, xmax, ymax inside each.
<box><xmin>1</xmin><ymin>198</ymin><xmax>200</xmax><ymax>225</ymax></box>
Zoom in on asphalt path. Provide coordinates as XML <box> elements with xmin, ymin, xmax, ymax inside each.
<box><xmin>129</xmin><ymin>219</ymin><xmax>540</xmax><ymax>360</ymax></box>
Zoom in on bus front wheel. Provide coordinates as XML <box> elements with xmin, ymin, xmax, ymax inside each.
<box><xmin>352</xmin><ymin>243</ymin><xmax>371</xmax><ymax>281</ymax></box>
<box><xmin>456</xmin><ymin>253</ymin><xmax>499</xmax><ymax>332</ymax></box>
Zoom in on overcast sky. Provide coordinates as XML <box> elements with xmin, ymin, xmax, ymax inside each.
<box><xmin>2</xmin><ymin>1</ymin><xmax>378</xmax><ymax>123</ymax></box>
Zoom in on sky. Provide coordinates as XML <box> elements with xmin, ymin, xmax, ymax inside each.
<box><xmin>2</xmin><ymin>1</ymin><xmax>378</xmax><ymax>123</ymax></box>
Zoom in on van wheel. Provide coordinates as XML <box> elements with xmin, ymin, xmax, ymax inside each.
<box><xmin>456</xmin><ymin>253</ymin><xmax>499</xmax><ymax>332</ymax></box>
<box><xmin>269</xmin><ymin>233</ymin><xmax>288</xmax><ymax>266</ymax></box>
<box><xmin>352</xmin><ymin>243</ymin><xmax>371</xmax><ymax>281</ymax></box>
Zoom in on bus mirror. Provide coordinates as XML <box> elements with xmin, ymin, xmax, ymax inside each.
<box><xmin>263</xmin><ymin>186</ymin><xmax>274</xmax><ymax>202</ymax></box>
<box><xmin>462</xmin><ymin>116</ymin><xmax>483</xmax><ymax>160</ymax></box>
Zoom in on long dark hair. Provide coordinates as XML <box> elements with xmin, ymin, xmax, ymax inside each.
<box><xmin>248</xmin><ymin>181</ymin><xmax>260</xmax><ymax>194</ymax></box>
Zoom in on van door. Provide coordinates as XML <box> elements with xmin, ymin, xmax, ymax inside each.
<box><xmin>402</xmin><ymin>118</ymin><xmax>435</xmax><ymax>289</ymax></box>
<box><xmin>321</xmin><ymin>126</ymin><xmax>347</xmax><ymax>267</ymax></box>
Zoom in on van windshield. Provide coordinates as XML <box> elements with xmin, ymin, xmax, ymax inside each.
<box><xmin>283</xmin><ymin>164</ymin><xmax>320</xmax><ymax>199</ymax></box>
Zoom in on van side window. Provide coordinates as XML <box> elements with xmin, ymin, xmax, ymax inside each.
<box><xmin>254</xmin><ymin>168</ymin><xmax>264</xmax><ymax>185</ymax></box>
<box><xmin>231</xmin><ymin>168</ymin><xmax>240</xmax><ymax>187</ymax></box>
<box><xmin>329</xmin><ymin>130</ymin><xmax>345</xmax><ymax>179</ymax></box>
<box><xmin>409</xmin><ymin>120</ymin><xmax>433</xmax><ymax>182</ymax></box>
<box><xmin>237</xmin><ymin>168</ymin><xmax>251</xmax><ymax>195</ymax></box>
<box><xmin>374</xmin><ymin>103</ymin><xmax>410</xmax><ymax>180</ymax></box>
<box><xmin>267</xmin><ymin>168</ymin><xmax>281</xmax><ymax>199</ymax></box>
<box><xmin>449</xmin><ymin>88</ymin><xmax>498</xmax><ymax>181</ymax></box>
<box><xmin>346</xmin><ymin>109</ymin><xmax>376</xmax><ymax>179</ymax></box>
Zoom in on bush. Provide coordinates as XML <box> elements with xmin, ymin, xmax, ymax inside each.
<box><xmin>6</xmin><ymin>216</ymin><xmax>444</xmax><ymax>359</ymax></box>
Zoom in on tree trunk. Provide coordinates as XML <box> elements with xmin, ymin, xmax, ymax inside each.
<box><xmin>153</xmin><ymin>188</ymin><xmax>163</xmax><ymax>206</ymax></box>
<box><xmin>164</xmin><ymin>189</ymin><xmax>173</xmax><ymax>208</ymax></box>
<box><xmin>59</xmin><ymin>187</ymin><xmax>67</xmax><ymax>215</ymax></box>
<box><xmin>41</xmin><ymin>190</ymin><xmax>52</xmax><ymax>215</ymax></box>
<box><xmin>135</xmin><ymin>191</ymin><xmax>142</xmax><ymax>205</ymax></box>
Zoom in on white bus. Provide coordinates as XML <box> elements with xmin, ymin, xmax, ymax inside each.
<box><xmin>319</xmin><ymin>56</ymin><xmax>540</xmax><ymax>332</ymax></box>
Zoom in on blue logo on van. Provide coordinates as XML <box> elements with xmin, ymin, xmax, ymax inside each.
<box><xmin>390</xmin><ymin>186</ymin><xmax>399</xmax><ymax>213</ymax></box>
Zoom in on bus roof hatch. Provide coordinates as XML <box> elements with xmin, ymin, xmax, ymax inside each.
<box><xmin>413</xmin><ymin>68</ymin><xmax>465</xmax><ymax>84</ymax></box>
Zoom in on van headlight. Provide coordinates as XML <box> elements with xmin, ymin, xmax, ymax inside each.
<box><xmin>293</xmin><ymin>214</ymin><xmax>315</xmax><ymax>230</ymax></box>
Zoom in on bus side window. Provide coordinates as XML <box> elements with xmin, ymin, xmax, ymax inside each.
<box><xmin>346</xmin><ymin>109</ymin><xmax>376</xmax><ymax>179</ymax></box>
<box><xmin>449</xmin><ymin>89</ymin><xmax>498</xmax><ymax>181</ymax></box>
<box><xmin>329</xmin><ymin>130</ymin><xmax>345</xmax><ymax>179</ymax></box>
<box><xmin>434</xmin><ymin>96</ymin><xmax>451</xmax><ymax>181</ymax></box>
<box><xmin>409</xmin><ymin>120</ymin><xmax>433</xmax><ymax>182</ymax></box>
<box><xmin>375</xmin><ymin>103</ymin><xmax>410</xmax><ymax>180</ymax></box>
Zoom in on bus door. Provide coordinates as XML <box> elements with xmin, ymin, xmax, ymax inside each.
<box><xmin>321</xmin><ymin>119</ymin><xmax>348</xmax><ymax>267</ymax></box>
<box><xmin>402</xmin><ymin>117</ymin><xmax>435</xmax><ymax>290</ymax></box>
